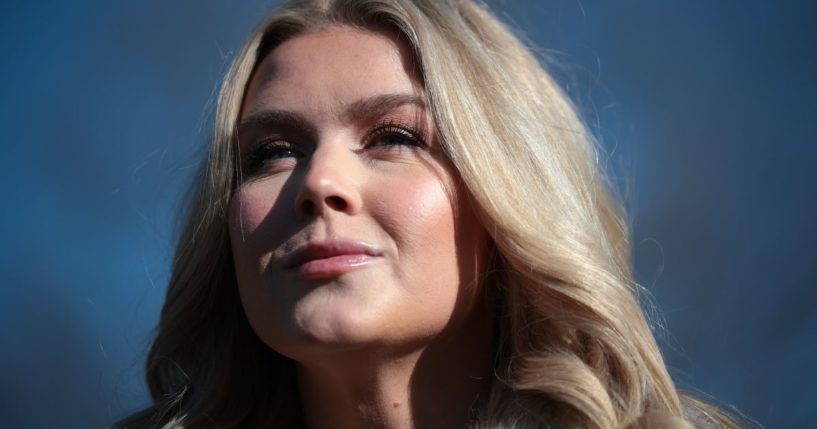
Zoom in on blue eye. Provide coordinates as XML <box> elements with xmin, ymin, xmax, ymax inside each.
<box><xmin>245</xmin><ymin>140</ymin><xmax>302</xmax><ymax>174</ymax></box>
<box><xmin>377</xmin><ymin>132</ymin><xmax>415</xmax><ymax>146</ymax></box>
<box><xmin>368</xmin><ymin>125</ymin><xmax>425</xmax><ymax>149</ymax></box>
<box><xmin>265</xmin><ymin>147</ymin><xmax>298</xmax><ymax>159</ymax></box>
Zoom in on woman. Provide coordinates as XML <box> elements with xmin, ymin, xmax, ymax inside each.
<box><xmin>121</xmin><ymin>0</ymin><xmax>746</xmax><ymax>427</ymax></box>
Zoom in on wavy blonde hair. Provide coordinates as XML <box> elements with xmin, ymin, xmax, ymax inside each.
<box><xmin>123</xmin><ymin>0</ymin><xmax>748</xmax><ymax>428</ymax></box>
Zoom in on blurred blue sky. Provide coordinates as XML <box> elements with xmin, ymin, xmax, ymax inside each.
<box><xmin>1</xmin><ymin>1</ymin><xmax>814</xmax><ymax>428</ymax></box>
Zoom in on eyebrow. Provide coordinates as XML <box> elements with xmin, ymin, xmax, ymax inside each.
<box><xmin>237</xmin><ymin>110</ymin><xmax>317</xmax><ymax>139</ymax></box>
<box><xmin>341</xmin><ymin>93</ymin><xmax>426</xmax><ymax>122</ymax></box>
<box><xmin>237</xmin><ymin>93</ymin><xmax>427</xmax><ymax>137</ymax></box>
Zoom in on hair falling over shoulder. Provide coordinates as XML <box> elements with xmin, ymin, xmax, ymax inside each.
<box><xmin>118</xmin><ymin>1</ymin><xmax>755</xmax><ymax>428</ymax></box>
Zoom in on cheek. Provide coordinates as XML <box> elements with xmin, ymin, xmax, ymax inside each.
<box><xmin>378</xmin><ymin>174</ymin><xmax>455</xmax><ymax>247</ymax></box>
<box><xmin>228</xmin><ymin>180</ymin><xmax>291</xmax><ymax>276</ymax></box>
<box><xmin>229</xmin><ymin>182</ymin><xmax>280</xmax><ymax>234</ymax></box>
<box><xmin>372</xmin><ymin>173</ymin><xmax>465</xmax><ymax>288</ymax></box>
<box><xmin>370</xmin><ymin>171</ymin><xmax>489</xmax><ymax>332</ymax></box>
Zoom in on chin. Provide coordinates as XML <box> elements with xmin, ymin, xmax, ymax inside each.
<box><xmin>273</xmin><ymin>306</ymin><xmax>442</xmax><ymax>362</ymax></box>
<box><xmin>263</xmin><ymin>303</ymin><xmax>386</xmax><ymax>358</ymax></box>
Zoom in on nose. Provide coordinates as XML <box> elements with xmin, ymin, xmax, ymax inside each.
<box><xmin>295</xmin><ymin>144</ymin><xmax>362</xmax><ymax>218</ymax></box>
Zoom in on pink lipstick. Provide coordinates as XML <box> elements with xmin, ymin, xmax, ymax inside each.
<box><xmin>283</xmin><ymin>239</ymin><xmax>382</xmax><ymax>279</ymax></box>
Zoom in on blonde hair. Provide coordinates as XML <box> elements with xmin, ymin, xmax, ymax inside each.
<box><xmin>124</xmin><ymin>0</ymin><xmax>748</xmax><ymax>427</ymax></box>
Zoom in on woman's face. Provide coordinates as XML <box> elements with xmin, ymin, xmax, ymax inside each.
<box><xmin>229</xmin><ymin>26</ymin><xmax>490</xmax><ymax>360</ymax></box>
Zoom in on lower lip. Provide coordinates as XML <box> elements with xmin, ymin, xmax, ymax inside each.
<box><xmin>289</xmin><ymin>254</ymin><xmax>379</xmax><ymax>279</ymax></box>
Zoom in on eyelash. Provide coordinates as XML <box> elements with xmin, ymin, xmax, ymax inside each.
<box><xmin>244</xmin><ymin>138</ymin><xmax>300</xmax><ymax>174</ymax></box>
<box><xmin>242</xmin><ymin>120</ymin><xmax>427</xmax><ymax>175</ymax></box>
<box><xmin>364</xmin><ymin>120</ymin><xmax>427</xmax><ymax>150</ymax></box>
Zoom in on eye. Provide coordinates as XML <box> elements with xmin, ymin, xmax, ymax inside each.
<box><xmin>366</xmin><ymin>123</ymin><xmax>426</xmax><ymax>150</ymax></box>
<box><xmin>244</xmin><ymin>139</ymin><xmax>303</xmax><ymax>174</ymax></box>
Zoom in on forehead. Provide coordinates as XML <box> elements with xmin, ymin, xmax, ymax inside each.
<box><xmin>242</xmin><ymin>26</ymin><xmax>423</xmax><ymax>119</ymax></box>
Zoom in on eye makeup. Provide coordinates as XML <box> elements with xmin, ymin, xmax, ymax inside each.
<box><xmin>363</xmin><ymin>118</ymin><xmax>428</xmax><ymax>150</ymax></box>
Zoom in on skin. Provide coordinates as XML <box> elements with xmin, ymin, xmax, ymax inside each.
<box><xmin>228</xmin><ymin>26</ymin><xmax>494</xmax><ymax>428</ymax></box>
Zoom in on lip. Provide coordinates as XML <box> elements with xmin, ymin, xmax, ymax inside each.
<box><xmin>282</xmin><ymin>239</ymin><xmax>383</xmax><ymax>279</ymax></box>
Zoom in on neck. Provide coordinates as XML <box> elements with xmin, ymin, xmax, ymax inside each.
<box><xmin>296</xmin><ymin>314</ymin><xmax>495</xmax><ymax>429</ymax></box>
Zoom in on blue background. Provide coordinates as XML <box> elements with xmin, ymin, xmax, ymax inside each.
<box><xmin>1</xmin><ymin>1</ymin><xmax>814</xmax><ymax>427</ymax></box>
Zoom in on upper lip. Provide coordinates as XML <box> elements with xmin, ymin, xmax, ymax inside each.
<box><xmin>282</xmin><ymin>239</ymin><xmax>382</xmax><ymax>269</ymax></box>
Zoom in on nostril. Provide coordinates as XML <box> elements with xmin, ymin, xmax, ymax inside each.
<box><xmin>326</xmin><ymin>196</ymin><xmax>347</xmax><ymax>210</ymax></box>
